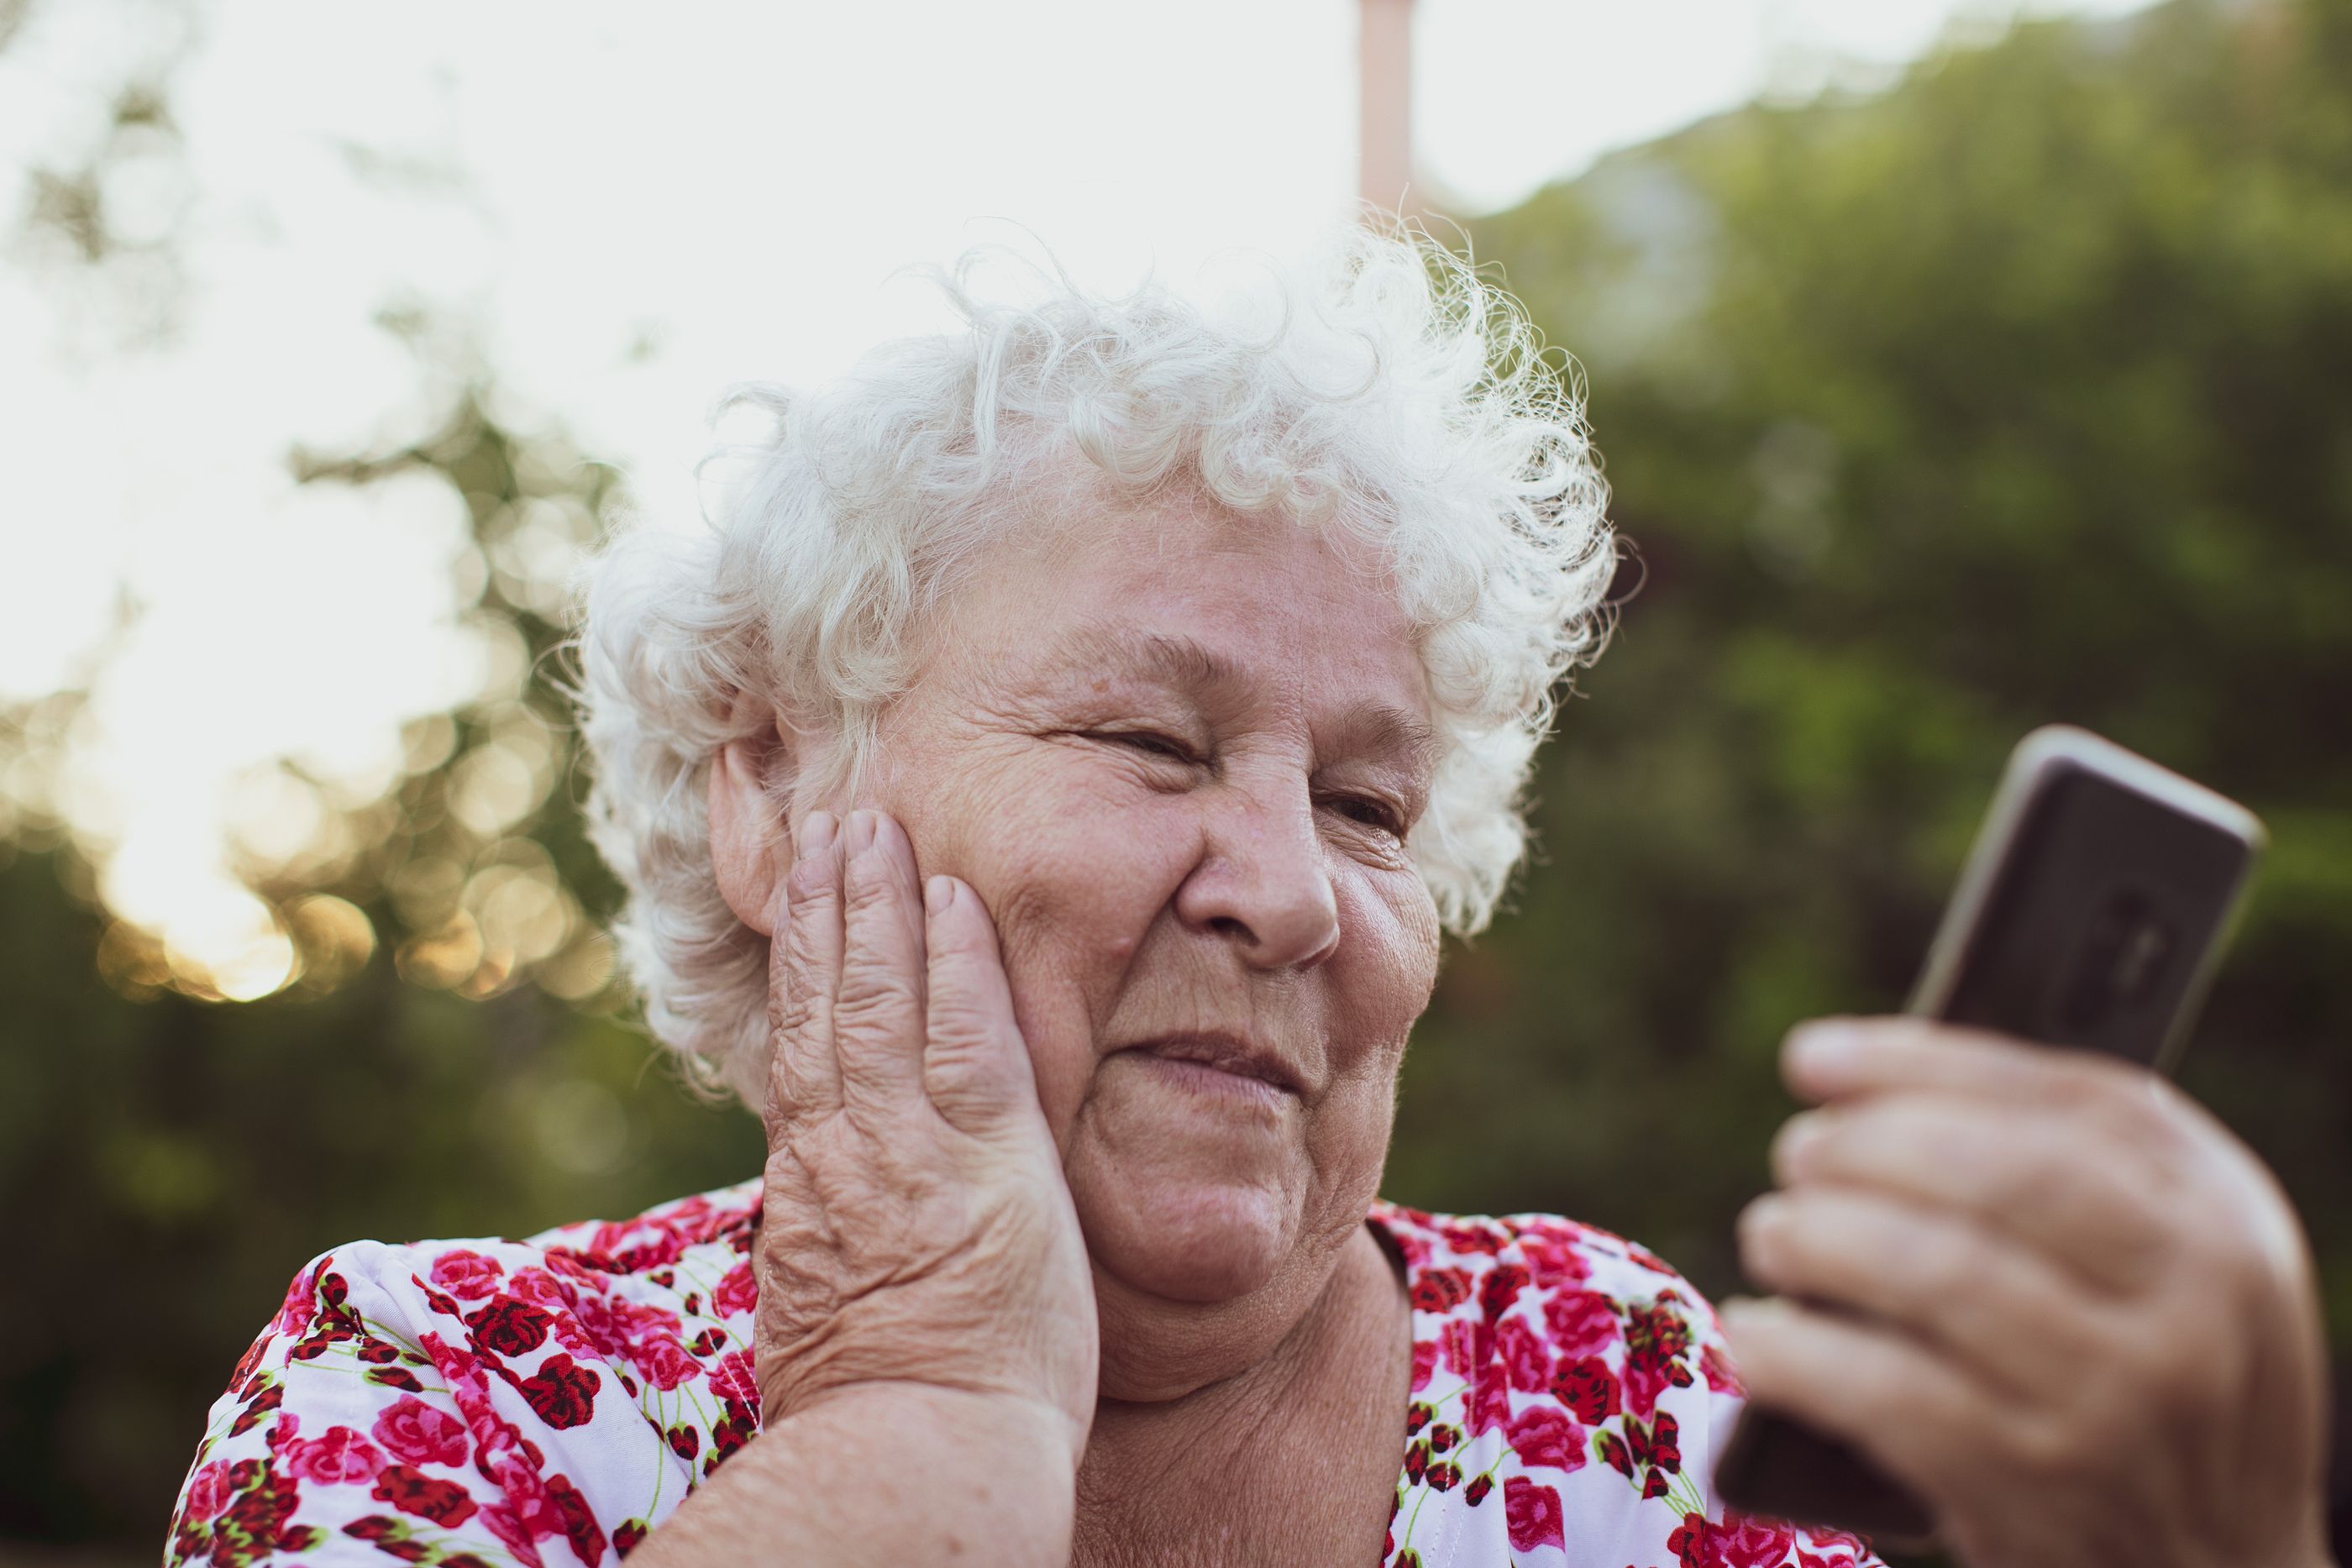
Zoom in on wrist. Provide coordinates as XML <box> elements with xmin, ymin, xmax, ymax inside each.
<box><xmin>781</xmin><ymin>1377</ymin><xmax>1091</xmax><ymax>1474</ymax></box>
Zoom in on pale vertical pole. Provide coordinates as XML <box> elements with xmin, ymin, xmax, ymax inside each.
<box><xmin>1358</xmin><ymin>0</ymin><xmax>1415</xmax><ymax>216</ymax></box>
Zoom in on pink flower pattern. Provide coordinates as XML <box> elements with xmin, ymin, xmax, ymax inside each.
<box><xmin>165</xmin><ymin>1179</ymin><xmax>1884</xmax><ymax>1567</ymax></box>
<box><xmin>1377</xmin><ymin>1204</ymin><xmax>1883</xmax><ymax>1567</ymax></box>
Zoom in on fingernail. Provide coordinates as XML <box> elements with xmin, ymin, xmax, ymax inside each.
<box><xmin>1788</xmin><ymin>1021</ymin><xmax>1861</xmax><ymax>1075</ymax></box>
<box><xmin>925</xmin><ymin>875</ymin><xmax>952</xmax><ymax>915</ymax></box>
<box><xmin>1738</xmin><ymin>1193</ymin><xmax>1788</xmax><ymax>1243</ymax></box>
<box><xmin>1776</xmin><ymin>1112</ymin><xmax>1829</xmax><ymax>1172</ymax></box>
<box><xmin>846</xmin><ymin>809</ymin><xmax>877</xmax><ymax>855</ymax></box>
<box><xmin>801</xmin><ymin>810</ymin><xmax>836</xmax><ymax>855</ymax></box>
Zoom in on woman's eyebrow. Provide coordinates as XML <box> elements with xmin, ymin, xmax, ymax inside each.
<box><xmin>1038</xmin><ymin>619</ymin><xmax>1442</xmax><ymax>776</ymax></box>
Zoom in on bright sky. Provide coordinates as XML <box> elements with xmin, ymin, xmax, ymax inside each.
<box><xmin>0</xmin><ymin>0</ymin><xmax>2155</xmax><ymax>994</ymax></box>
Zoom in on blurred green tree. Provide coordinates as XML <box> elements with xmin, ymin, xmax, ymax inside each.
<box><xmin>1402</xmin><ymin>0</ymin><xmax>2352</xmax><ymax>1417</ymax></box>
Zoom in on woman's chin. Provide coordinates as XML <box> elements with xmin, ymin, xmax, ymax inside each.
<box><xmin>1077</xmin><ymin>1173</ymin><xmax>1298</xmax><ymax>1304</ymax></box>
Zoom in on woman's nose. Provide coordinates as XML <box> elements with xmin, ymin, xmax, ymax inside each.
<box><xmin>1171</xmin><ymin>782</ymin><xmax>1341</xmax><ymax>970</ymax></box>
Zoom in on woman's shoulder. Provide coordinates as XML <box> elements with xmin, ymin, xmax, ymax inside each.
<box><xmin>1366</xmin><ymin>1201</ymin><xmax>1882</xmax><ymax>1568</ymax></box>
<box><xmin>168</xmin><ymin>1178</ymin><xmax>767</xmax><ymax>1567</ymax></box>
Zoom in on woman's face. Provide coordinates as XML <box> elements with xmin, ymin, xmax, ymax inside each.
<box><xmin>846</xmin><ymin>479</ymin><xmax>1443</xmax><ymax>1359</ymax></box>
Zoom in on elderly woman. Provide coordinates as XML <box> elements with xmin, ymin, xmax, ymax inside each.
<box><xmin>168</xmin><ymin>230</ymin><xmax>2335</xmax><ymax>1568</ymax></box>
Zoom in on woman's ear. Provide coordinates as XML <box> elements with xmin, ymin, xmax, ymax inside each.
<box><xmin>709</xmin><ymin>730</ymin><xmax>793</xmax><ymax>936</ymax></box>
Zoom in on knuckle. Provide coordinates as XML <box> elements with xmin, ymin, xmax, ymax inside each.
<box><xmin>2003</xmin><ymin>1404</ymin><xmax>2088</xmax><ymax>1476</ymax></box>
<box><xmin>786</xmin><ymin>851</ymin><xmax>840</xmax><ymax>904</ymax></box>
<box><xmin>832</xmin><ymin>968</ymin><xmax>923</xmax><ymax>1028</ymax></box>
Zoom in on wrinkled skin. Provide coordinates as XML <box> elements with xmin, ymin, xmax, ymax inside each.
<box><xmin>1730</xmin><ymin>1018</ymin><xmax>2335</xmax><ymax>1568</ymax></box>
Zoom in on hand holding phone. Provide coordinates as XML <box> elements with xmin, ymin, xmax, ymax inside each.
<box><xmin>1712</xmin><ymin>728</ymin><xmax>2333</xmax><ymax>1560</ymax></box>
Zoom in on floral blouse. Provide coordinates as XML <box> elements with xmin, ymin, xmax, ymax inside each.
<box><xmin>167</xmin><ymin>1178</ymin><xmax>1885</xmax><ymax>1567</ymax></box>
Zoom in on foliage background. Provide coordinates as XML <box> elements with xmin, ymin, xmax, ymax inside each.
<box><xmin>2</xmin><ymin>0</ymin><xmax>2347</xmax><ymax>1560</ymax></box>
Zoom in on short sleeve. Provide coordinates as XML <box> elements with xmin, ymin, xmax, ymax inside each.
<box><xmin>166</xmin><ymin>1240</ymin><xmax>670</xmax><ymax>1568</ymax></box>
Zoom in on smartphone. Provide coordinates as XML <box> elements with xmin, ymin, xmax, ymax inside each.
<box><xmin>1710</xmin><ymin>724</ymin><xmax>2265</xmax><ymax>1544</ymax></box>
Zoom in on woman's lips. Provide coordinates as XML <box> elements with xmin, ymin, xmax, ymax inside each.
<box><xmin>1124</xmin><ymin>1031</ymin><xmax>1305</xmax><ymax>1095</ymax></box>
<box><xmin>1126</xmin><ymin>1050</ymin><xmax>1298</xmax><ymax>1110</ymax></box>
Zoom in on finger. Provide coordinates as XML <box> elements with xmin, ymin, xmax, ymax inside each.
<box><xmin>1782</xmin><ymin>1015</ymin><xmax>2184</xmax><ymax>1125</ymax></box>
<box><xmin>769</xmin><ymin>810</ymin><xmax>846</xmax><ymax>1127</ymax></box>
<box><xmin>832</xmin><ymin>809</ymin><xmax>931</xmax><ymax>1114</ymax></box>
<box><xmin>1769</xmin><ymin>1095</ymin><xmax>2177</xmax><ymax>1296</ymax></box>
<box><xmin>1718</xmin><ymin>1294</ymin><xmax>2009</xmax><ymax>1517</ymax></box>
<box><xmin>1737</xmin><ymin>1184</ymin><xmax>2109</xmax><ymax>1402</ymax></box>
<box><xmin>922</xmin><ymin>873</ymin><xmax>1039</xmax><ymax>1135</ymax></box>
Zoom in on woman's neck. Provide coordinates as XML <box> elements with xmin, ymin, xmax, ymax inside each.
<box><xmin>1073</xmin><ymin>1224</ymin><xmax>1412</xmax><ymax>1564</ymax></box>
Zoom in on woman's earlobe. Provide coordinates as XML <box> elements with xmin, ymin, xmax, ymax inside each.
<box><xmin>709</xmin><ymin>736</ymin><xmax>791</xmax><ymax>936</ymax></box>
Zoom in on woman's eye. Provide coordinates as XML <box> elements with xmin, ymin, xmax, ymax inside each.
<box><xmin>1326</xmin><ymin>795</ymin><xmax>1405</xmax><ymax>837</ymax></box>
<box><xmin>1101</xmin><ymin>730</ymin><xmax>1198</xmax><ymax>763</ymax></box>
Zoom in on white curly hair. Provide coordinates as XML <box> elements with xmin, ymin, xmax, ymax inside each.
<box><xmin>576</xmin><ymin>224</ymin><xmax>1616</xmax><ymax>1107</ymax></box>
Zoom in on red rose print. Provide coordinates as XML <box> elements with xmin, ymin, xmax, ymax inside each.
<box><xmin>1404</xmin><ymin>1440</ymin><xmax>1430</xmax><ymax>1482</ymax></box>
<box><xmin>1670</xmin><ymin>1511</ymin><xmax>1709</xmax><ymax>1567</ymax></box>
<box><xmin>1551</xmin><ymin>1354</ymin><xmax>1620</xmax><ymax>1424</ymax></box>
<box><xmin>1598</xmin><ymin>1429</ymin><xmax>1634</xmax><ymax>1477</ymax></box>
<box><xmin>1520</xmin><ymin>1235</ymin><xmax>1592</xmax><ymax>1287</ymax></box>
<box><xmin>272</xmin><ymin>1264</ymin><xmax>320</xmax><ymax>1335</ymax></box>
<box><xmin>711</xmin><ymin>1412</ymin><xmax>754</xmax><ymax>1464</ymax></box>
<box><xmin>635</xmin><ymin>1334</ymin><xmax>700</xmax><ymax>1392</ymax></box>
<box><xmin>371</xmin><ymin>1395</ymin><xmax>470</xmax><ymax>1468</ymax></box>
<box><xmin>1542</xmin><ymin>1289</ymin><xmax>1620</xmax><ymax>1358</ymax></box>
<box><xmin>366</xmin><ymin>1366</ymin><xmax>427</xmax><ymax>1394</ymax></box>
<box><xmin>1625</xmin><ymin>1353</ymin><xmax>1696</xmax><ymax>1420</ymax></box>
<box><xmin>1404</xmin><ymin>1402</ymin><xmax>1432</xmax><ymax>1435</ymax></box>
<box><xmin>1410</xmin><ymin>1266</ymin><xmax>1473</xmax><ymax>1314</ymax></box>
<box><xmin>1503</xmin><ymin>1476</ymin><xmax>1565</xmax><ymax>1552</ymax></box>
<box><xmin>1410</xmin><ymin>1339</ymin><xmax>1436</xmax><ymax>1392</ymax></box>
<box><xmin>666</xmin><ymin>1424</ymin><xmax>701</xmax><ymax>1460</ymax></box>
<box><xmin>1645</xmin><ymin>1466</ymin><xmax>1672</xmax><ymax>1498</ymax></box>
<box><xmin>1439</xmin><ymin>1318</ymin><xmax>1479</xmax><ymax>1380</ymax></box>
<box><xmin>615</xmin><ymin>1518</ymin><xmax>651</xmax><ymax>1557</ymax></box>
<box><xmin>1630</xmin><ymin>1410</ymin><xmax>1682</xmax><ymax>1475</ymax></box>
<box><xmin>1714</xmin><ymin>1510</ymin><xmax>1797</xmax><ymax>1568</ymax></box>
<box><xmin>518</xmin><ymin>1353</ymin><xmax>601</xmax><ymax>1429</ymax></box>
<box><xmin>1464</xmin><ymin>1472</ymin><xmax>1493</xmax><ymax>1506</ymax></box>
<box><xmin>507</xmin><ymin>1267</ymin><xmax>575</xmax><ymax>1313</ymax></box>
<box><xmin>465</xmin><ymin>1297</ymin><xmax>555</xmax><ymax>1359</ymax></box>
<box><xmin>229</xmin><ymin>1381</ymin><xmax>284</xmax><ymax>1435</ymax></box>
<box><xmin>1427</xmin><ymin>1461</ymin><xmax>1462</xmax><ymax>1492</ymax></box>
<box><xmin>1496</xmin><ymin>1315</ymin><xmax>1552</xmax><ymax>1393</ymax></box>
<box><xmin>430</xmin><ymin>1250</ymin><xmax>506</xmax><ymax>1299</ymax></box>
<box><xmin>711</xmin><ymin>1348</ymin><xmax>759</xmax><ymax>1419</ymax></box>
<box><xmin>1672</xmin><ymin>1509</ymin><xmax>1797</xmax><ymax>1568</ymax></box>
<box><xmin>372</xmin><ymin>1464</ymin><xmax>480</xmax><ymax>1527</ymax></box>
<box><xmin>714</xmin><ymin>1261</ymin><xmax>757</xmax><ymax>1317</ymax></box>
<box><xmin>480</xmin><ymin>1500</ymin><xmax>549</xmax><ymax>1568</ymax></box>
<box><xmin>549</xmin><ymin>1474</ymin><xmax>608</xmax><ymax>1567</ymax></box>
<box><xmin>182</xmin><ymin>1460</ymin><xmax>234</xmax><ymax>1520</ymax></box>
<box><xmin>1504</xmin><ymin>1405</ymin><xmax>1586</xmax><ymax>1474</ymax></box>
<box><xmin>1465</xmin><ymin>1372</ymin><xmax>1513</xmax><ymax>1439</ymax></box>
<box><xmin>1478</xmin><ymin>1262</ymin><xmax>1530</xmax><ymax>1323</ymax></box>
<box><xmin>281</xmin><ymin>1424</ymin><xmax>387</xmax><ymax>1484</ymax></box>
<box><xmin>1441</xmin><ymin>1220</ymin><xmax>1503</xmax><ymax>1255</ymax></box>
<box><xmin>344</xmin><ymin>1516</ymin><xmax>402</xmax><ymax>1542</ymax></box>
<box><xmin>1795</xmin><ymin>1524</ymin><xmax>1873</xmax><ymax>1567</ymax></box>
